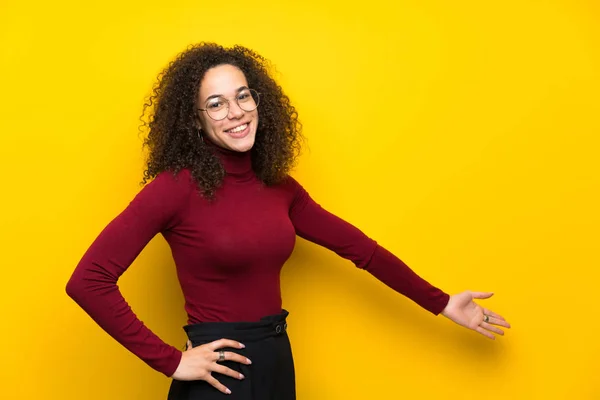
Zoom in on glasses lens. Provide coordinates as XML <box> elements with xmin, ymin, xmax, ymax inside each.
<box><xmin>206</xmin><ymin>97</ymin><xmax>228</xmax><ymax>120</ymax></box>
<box><xmin>237</xmin><ymin>89</ymin><xmax>260</xmax><ymax>112</ymax></box>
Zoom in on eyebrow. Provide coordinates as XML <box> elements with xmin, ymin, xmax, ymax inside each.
<box><xmin>205</xmin><ymin>86</ymin><xmax>249</xmax><ymax>102</ymax></box>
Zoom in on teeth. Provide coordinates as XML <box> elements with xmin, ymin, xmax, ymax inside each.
<box><xmin>227</xmin><ymin>124</ymin><xmax>247</xmax><ymax>133</ymax></box>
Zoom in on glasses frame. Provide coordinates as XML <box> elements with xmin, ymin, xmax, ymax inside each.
<box><xmin>197</xmin><ymin>88</ymin><xmax>260</xmax><ymax>121</ymax></box>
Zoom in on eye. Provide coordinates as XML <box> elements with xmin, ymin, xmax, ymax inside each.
<box><xmin>207</xmin><ymin>99</ymin><xmax>226</xmax><ymax>109</ymax></box>
<box><xmin>237</xmin><ymin>91</ymin><xmax>251</xmax><ymax>101</ymax></box>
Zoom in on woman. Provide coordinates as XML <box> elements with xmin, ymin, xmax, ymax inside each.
<box><xmin>66</xmin><ymin>43</ymin><xmax>510</xmax><ymax>399</ymax></box>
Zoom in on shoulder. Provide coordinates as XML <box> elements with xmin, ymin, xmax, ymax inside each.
<box><xmin>150</xmin><ymin>168</ymin><xmax>194</xmax><ymax>191</ymax></box>
<box><xmin>275</xmin><ymin>174</ymin><xmax>305</xmax><ymax>194</ymax></box>
<box><xmin>136</xmin><ymin>168</ymin><xmax>195</xmax><ymax>204</ymax></box>
<box><xmin>117</xmin><ymin>169</ymin><xmax>195</xmax><ymax>229</ymax></box>
<box><xmin>272</xmin><ymin>175</ymin><xmax>312</xmax><ymax>211</ymax></box>
<box><xmin>154</xmin><ymin>168</ymin><xmax>193</xmax><ymax>184</ymax></box>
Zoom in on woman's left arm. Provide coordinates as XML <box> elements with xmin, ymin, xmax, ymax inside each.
<box><xmin>286</xmin><ymin>177</ymin><xmax>510</xmax><ymax>339</ymax></box>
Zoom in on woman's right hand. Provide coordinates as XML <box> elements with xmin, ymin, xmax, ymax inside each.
<box><xmin>171</xmin><ymin>338</ymin><xmax>252</xmax><ymax>394</ymax></box>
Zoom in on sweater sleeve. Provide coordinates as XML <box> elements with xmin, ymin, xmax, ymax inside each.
<box><xmin>287</xmin><ymin>177</ymin><xmax>450</xmax><ymax>315</ymax></box>
<box><xmin>65</xmin><ymin>169</ymin><xmax>194</xmax><ymax>377</ymax></box>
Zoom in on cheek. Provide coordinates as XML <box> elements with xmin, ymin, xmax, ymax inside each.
<box><xmin>205</xmin><ymin>120</ymin><xmax>223</xmax><ymax>134</ymax></box>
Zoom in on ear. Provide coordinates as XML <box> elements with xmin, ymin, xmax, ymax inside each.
<box><xmin>194</xmin><ymin>112</ymin><xmax>204</xmax><ymax>131</ymax></box>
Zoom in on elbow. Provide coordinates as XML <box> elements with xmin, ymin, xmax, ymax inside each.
<box><xmin>65</xmin><ymin>268</ymin><xmax>94</xmax><ymax>305</ymax></box>
<box><xmin>65</xmin><ymin>273</ymin><xmax>84</xmax><ymax>303</ymax></box>
<box><xmin>356</xmin><ymin>242</ymin><xmax>379</xmax><ymax>270</ymax></box>
<box><xmin>65</xmin><ymin>264</ymin><xmax>118</xmax><ymax>306</ymax></box>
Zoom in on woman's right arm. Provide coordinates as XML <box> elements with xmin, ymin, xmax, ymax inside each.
<box><xmin>66</xmin><ymin>169</ymin><xmax>193</xmax><ymax>377</ymax></box>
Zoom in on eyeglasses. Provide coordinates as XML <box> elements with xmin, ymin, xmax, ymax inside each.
<box><xmin>198</xmin><ymin>88</ymin><xmax>260</xmax><ymax>121</ymax></box>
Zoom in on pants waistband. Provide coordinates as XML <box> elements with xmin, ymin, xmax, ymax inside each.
<box><xmin>184</xmin><ymin>309</ymin><xmax>289</xmax><ymax>344</ymax></box>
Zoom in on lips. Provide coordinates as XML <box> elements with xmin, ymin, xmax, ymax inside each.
<box><xmin>224</xmin><ymin>122</ymin><xmax>251</xmax><ymax>138</ymax></box>
<box><xmin>225</xmin><ymin>123</ymin><xmax>248</xmax><ymax>133</ymax></box>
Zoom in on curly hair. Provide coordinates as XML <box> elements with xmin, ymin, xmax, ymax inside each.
<box><xmin>139</xmin><ymin>42</ymin><xmax>303</xmax><ymax>198</ymax></box>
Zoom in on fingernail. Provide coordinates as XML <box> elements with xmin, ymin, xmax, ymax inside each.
<box><xmin>246</xmin><ymin>358</ymin><xmax>252</xmax><ymax>364</ymax></box>
<box><xmin>226</xmin><ymin>388</ymin><xmax>231</xmax><ymax>394</ymax></box>
<box><xmin>239</xmin><ymin>373</ymin><xmax>245</xmax><ymax>379</ymax></box>
<box><xmin>239</xmin><ymin>343</ymin><xmax>245</xmax><ymax>348</ymax></box>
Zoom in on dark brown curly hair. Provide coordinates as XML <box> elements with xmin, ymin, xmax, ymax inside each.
<box><xmin>139</xmin><ymin>42</ymin><xmax>303</xmax><ymax>198</ymax></box>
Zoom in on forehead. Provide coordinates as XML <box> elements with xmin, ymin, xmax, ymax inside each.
<box><xmin>199</xmin><ymin>64</ymin><xmax>248</xmax><ymax>100</ymax></box>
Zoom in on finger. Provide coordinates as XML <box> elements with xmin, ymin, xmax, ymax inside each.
<box><xmin>207</xmin><ymin>338</ymin><xmax>245</xmax><ymax>351</ymax></box>
<box><xmin>206</xmin><ymin>375</ymin><xmax>231</xmax><ymax>395</ymax></box>
<box><xmin>483</xmin><ymin>308</ymin><xmax>509</xmax><ymax>323</ymax></box>
<box><xmin>475</xmin><ymin>326</ymin><xmax>495</xmax><ymax>339</ymax></box>
<box><xmin>212</xmin><ymin>364</ymin><xmax>245</xmax><ymax>380</ymax></box>
<box><xmin>481</xmin><ymin>321</ymin><xmax>504</xmax><ymax>336</ymax></box>
<box><xmin>471</xmin><ymin>291</ymin><xmax>494</xmax><ymax>299</ymax></box>
<box><xmin>486</xmin><ymin>316</ymin><xmax>511</xmax><ymax>328</ymax></box>
<box><xmin>212</xmin><ymin>351</ymin><xmax>253</xmax><ymax>365</ymax></box>
<box><xmin>186</xmin><ymin>340</ymin><xmax>192</xmax><ymax>350</ymax></box>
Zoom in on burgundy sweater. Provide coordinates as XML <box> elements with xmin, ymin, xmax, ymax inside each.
<box><xmin>66</xmin><ymin>145</ymin><xmax>449</xmax><ymax>377</ymax></box>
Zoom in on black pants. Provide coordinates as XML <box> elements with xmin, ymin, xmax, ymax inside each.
<box><xmin>167</xmin><ymin>310</ymin><xmax>296</xmax><ymax>400</ymax></box>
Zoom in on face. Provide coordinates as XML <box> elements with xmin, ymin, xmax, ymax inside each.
<box><xmin>196</xmin><ymin>64</ymin><xmax>259</xmax><ymax>152</ymax></box>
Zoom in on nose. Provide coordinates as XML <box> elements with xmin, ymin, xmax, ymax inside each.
<box><xmin>227</xmin><ymin>101</ymin><xmax>245</xmax><ymax>119</ymax></box>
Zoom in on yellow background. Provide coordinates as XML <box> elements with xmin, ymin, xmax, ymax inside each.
<box><xmin>1</xmin><ymin>0</ymin><xmax>599</xmax><ymax>399</ymax></box>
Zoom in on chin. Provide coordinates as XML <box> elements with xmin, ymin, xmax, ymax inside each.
<box><xmin>223</xmin><ymin>135</ymin><xmax>255</xmax><ymax>152</ymax></box>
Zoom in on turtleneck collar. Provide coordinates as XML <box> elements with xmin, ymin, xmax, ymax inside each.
<box><xmin>204</xmin><ymin>139</ymin><xmax>254</xmax><ymax>181</ymax></box>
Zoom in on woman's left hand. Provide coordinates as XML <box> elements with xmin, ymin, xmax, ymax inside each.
<box><xmin>441</xmin><ymin>291</ymin><xmax>511</xmax><ymax>339</ymax></box>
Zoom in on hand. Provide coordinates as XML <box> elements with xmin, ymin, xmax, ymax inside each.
<box><xmin>441</xmin><ymin>291</ymin><xmax>511</xmax><ymax>339</ymax></box>
<box><xmin>171</xmin><ymin>338</ymin><xmax>252</xmax><ymax>394</ymax></box>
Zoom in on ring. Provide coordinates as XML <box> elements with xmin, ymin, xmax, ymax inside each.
<box><xmin>218</xmin><ymin>350</ymin><xmax>225</xmax><ymax>362</ymax></box>
<box><xmin>483</xmin><ymin>315</ymin><xmax>490</xmax><ymax>323</ymax></box>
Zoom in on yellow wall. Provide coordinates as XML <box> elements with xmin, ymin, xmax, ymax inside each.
<box><xmin>1</xmin><ymin>0</ymin><xmax>599</xmax><ymax>398</ymax></box>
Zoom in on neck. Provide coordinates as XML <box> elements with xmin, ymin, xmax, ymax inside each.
<box><xmin>205</xmin><ymin>139</ymin><xmax>254</xmax><ymax>180</ymax></box>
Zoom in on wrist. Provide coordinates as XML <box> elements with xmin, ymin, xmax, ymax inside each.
<box><xmin>440</xmin><ymin>295</ymin><xmax>452</xmax><ymax>318</ymax></box>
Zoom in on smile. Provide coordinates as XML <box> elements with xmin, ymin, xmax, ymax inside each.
<box><xmin>225</xmin><ymin>123</ymin><xmax>248</xmax><ymax>133</ymax></box>
<box><xmin>224</xmin><ymin>122</ymin><xmax>251</xmax><ymax>138</ymax></box>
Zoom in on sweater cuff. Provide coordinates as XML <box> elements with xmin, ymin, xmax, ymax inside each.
<box><xmin>158</xmin><ymin>348</ymin><xmax>183</xmax><ymax>377</ymax></box>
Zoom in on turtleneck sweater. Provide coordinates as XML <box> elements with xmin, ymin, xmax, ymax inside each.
<box><xmin>66</xmin><ymin>144</ymin><xmax>450</xmax><ymax>378</ymax></box>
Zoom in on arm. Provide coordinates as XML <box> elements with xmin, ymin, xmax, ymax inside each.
<box><xmin>287</xmin><ymin>177</ymin><xmax>449</xmax><ymax>315</ymax></box>
<box><xmin>66</xmin><ymin>169</ymin><xmax>193</xmax><ymax>377</ymax></box>
<box><xmin>287</xmin><ymin>177</ymin><xmax>511</xmax><ymax>338</ymax></box>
